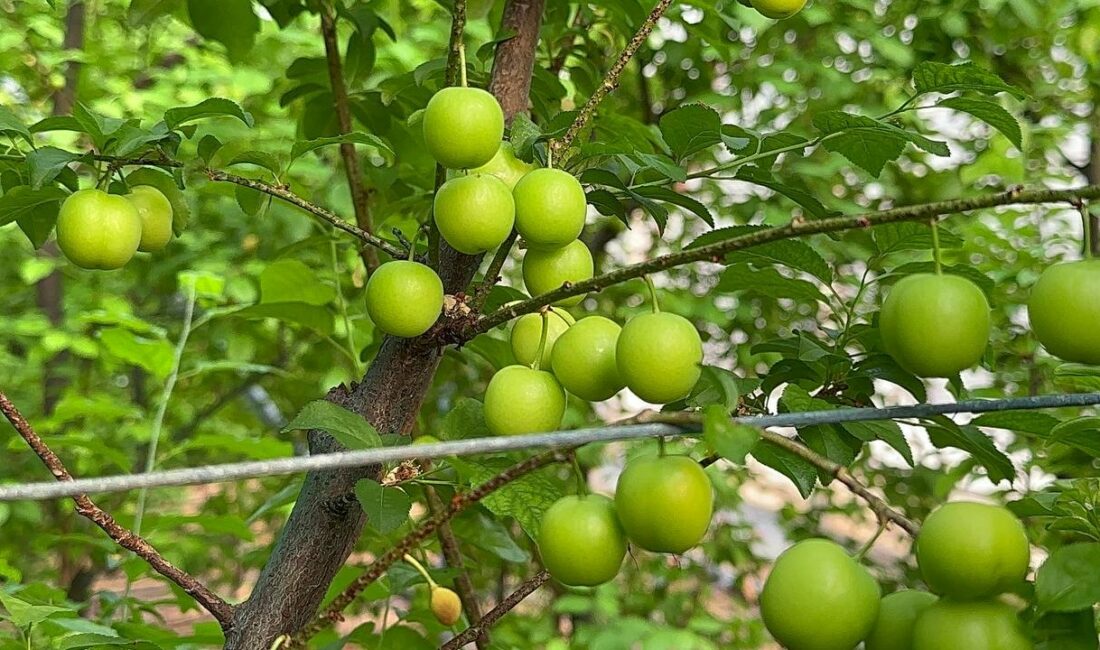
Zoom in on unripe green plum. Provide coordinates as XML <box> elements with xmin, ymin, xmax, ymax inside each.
<box><xmin>471</xmin><ymin>142</ymin><xmax>535</xmax><ymax>190</ymax></box>
<box><xmin>483</xmin><ymin>365</ymin><xmax>566</xmax><ymax>435</ymax></box>
<box><xmin>510</xmin><ymin>309</ymin><xmax>575</xmax><ymax>368</ymax></box>
<box><xmin>750</xmin><ymin>0</ymin><xmax>807</xmax><ymax>18</ymax></box>
<box><xmin>912</xmin><ymin>600</ymin><xmax>1031</xmax><ymax>650</ymax></box>
<box><xmin>434</xmin><ymin>174</ymin><xmax>515</xmax><ymax>255</ymax></box>
<box><xmin>126</xmin><ymin>185</ymin><xmax>174</xmax><ymax>252</ymax></box>
<box><xmin>1028</xmin><ymin>260</ymin><xmax>1100</xmax><ymax>365</ymax></box>
<box><xmin>56</xmin><ymin>188</ymin><xmax>143</xmax><ymax>270</ymax></box>
<box><xmin>522</xmin><ymin>239</ymin><xmax>594</xmax><ymax>307</ymax></box>
<box><xmin>550</xmin><ymin>316</ymin><xmax>624</xmax><ymax>401</ymax></box>
<box><xmin>538</xmin><ymin>494</ymin><xmax>626</xmax><ymax>587</ymax></box>
<box><xmin>760</xmin><ymin>539</ymin><xmax>881</xmax><ymax>650</ymax></box>
<box><xmin>365</xmin><ymin>260</ymin><xmax>444</xmax><ymax>338</ymax></box>
<box><xmin>614</xmin><ymin>454</ymin><xmax>713</xmax><ymax>553</ymax></box>
<box><xmin>513</xmin><ymin>168</ymin><xmax>587</xmax><ymax>249</ymax></box>
<box><xmin>865</xmin><ymin>590</ymin><xmax>938</xmax><ymax>650</ymax></box>
<box><xmin>880</xmin><ymin>273</ymin><xmax>991</xmax><ymax>378</ymax></box>
<box><xmin>422</xmin><ymin>87</ymin><xmax>504</xmax><ymax>169</ymax></box>
<box><xmin>915</xmin><ymin>501</ymin><xmax>1029</xmax><ymax>600</ymax></box>
<box><xmin>616</xmin><ymin>312</ymin><xmax>702</xmax><ymax>403</ymax></box>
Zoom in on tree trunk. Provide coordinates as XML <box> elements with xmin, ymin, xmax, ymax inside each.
<box><xmin>224</xmin><ymin>3</ymin><xmax>545</xmax><ymax>646</ymax></box>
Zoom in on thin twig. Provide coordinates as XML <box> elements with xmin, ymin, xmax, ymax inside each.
<box><xmin>426</xmin><ymin>486</ymin><xmax>488</xmax><ymax>649</ymax></box>
<box><xmin>0</xmin><ymin>152</ymin><xmax>181</xmax><ymax>167</ymax></box>
<box><xmin>320</xmin><ymin>0</ymin><xmax>379</xmax><ymax>271</ymax></box>
<box><xmin>205</xmin><ymin>169</ymin><xmax>405</xmax><ymax>258</ymax></box>
<box><xmin>287</xmin><ymin>450</ymin><xmax>570</xmax><ymax>645</ymax></box>
<box><xmin>471</xmin><ymin>230</ymin><xmax>519</xmax><ymax>310</ymax></box>
<box><xmin>550</xmin><ymin>0</ymin><xmax>674</xmax><ymax>155</ymax></box>
<box><xmin>476</xmin><ymin>184</ymin><xmax>1100</xmax><ymax>332</ymax></box>
<box><xmin>439</xmin><ymin>571</ymin><xmax>551</xmax><ymax>650</ymax></box>
<box><xmin>0</xmin><ymin>391</ymin><xmax>235</xmax><ymax>627</ymax></box>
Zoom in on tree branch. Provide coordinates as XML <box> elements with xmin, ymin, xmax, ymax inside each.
<box><xmin>550</xmin><ymin>0</ymin><xmax>673</xmax><ymax>155</ymax></box>
<box><xmin>475</xmin><ymin>184</ymin><xmax>1100</xmax><ymax>333</ymax></box>
<box><xmin>470</xmin><ymin>230</ymin><xmax>519</xmax><ymax>310</ymax></box>
<box><xmin>287</xmin><ymin>449</ymin><xmax>570</xmax><ymax>645</ymax></box>
<box><xmin>320</xmin><ymin>0</ymin><xmax>379</xmax><ymax>271</ymax></box>
<box><xmin>205</xmin><ymin>169</ymin><xmax>406</xmax><ymax>259</ymax></box>
<box><xmin>439</xmin><ymin>571</ymin><xmax>551</xmax><ymax>650</ymax></box>
<box><xmin>426</xmin><ymin>486</ymin><xmax>488</xmax><ymax>649</ymax></box>
<box><xmin>0</xmin><ymin>391</ymin><xmax>235</xmax><ymax>627</ymax></box>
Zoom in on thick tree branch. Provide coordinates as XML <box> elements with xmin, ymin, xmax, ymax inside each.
<box><xmin>287</xmin><ymin>449</ymin><xmax>570</xmax><ymax>645</ymax></box>
<box><xmin>550</xmin><ymin>0</ymin><xmax>673</xmax><ymax>155</ymax></box>
<box><xmin>475</xmin><ymin>184</ymin><xmax>1100</xmax><ymax>333</ymax></box>
<box><xmin>439</xmin><ymin>571</ymin><xmax>551</xmax><ymax>650</ymax></box>
<box><xmin>0</xmin><ymin>391</ymin><xmax>235</xmax><ymax>627</ymax></box>
<box><xmin>320</xmin><ymin>0</ymin><xmax>379</xmax><ymax>271</ymax></box>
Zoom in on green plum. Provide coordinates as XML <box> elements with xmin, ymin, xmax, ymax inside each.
<box><xmin>538</xmin><ymin>494</ymin><xmax>626</xmax><ymax>587</ymax></box>
<box><xmin>1028</xmin><ymin>260</ymin><xmax>1100</xmax><ymax>364</ymax></box>
<box><xmin>616</xmin><ymin>312</ymin><xmax>702</xmax><ymax>404</ymax></box>
<box><xmin>434</xmin><ymin>174</ymin><xmax>515</xmax><ymax>255</ymax></box>
<box><xmin>614</xmin><ymin>454</ymin><xmax>713</xmax><ymax>553</ymax></box>
<box><xmin>510</xmin><ymin>309</ymin><xmax>575</xmax><ymax>368</ymax></box>
<box><xmin>865</xmin><ymin>590</ymin><xmax>939</xmax><ymax>650</ymax></box>
<box><xmin>513</xmin><ymin>168</ymin><xmax>587</xmax><ymax>249</ymax></box>
<box><xmin>522</xmin><ymin>239</ymin><xmax>594</xmax><ymax>307</ymax></box>
<box><xmin>750</xmin><ymin>0</ymin><xmax>807</xmax><ymax>18</ymax></box>
<box><xmin>365</xmin><ymin>260</ymin><xmax>444</xmax><ymax>338</ymax></box>
<box><xmin>471</xmin><ymin>142</ymin><xmax>535</xmax><ymax>190</ymax></box>
<box><xmin>125</xmin><ymin>185</ymin><xmax>174</xmax><ymax>252</ymax></box>
<box><xmin>483</xmin><ymin>365</ymin><xmax>566</xmax><ymax>435</ymax></box>
<box><xmin>56</xmin><ymin>188</ymin><xmax>143</xmax><ymax>270</ymax></box>
<box><xmin>912</xmin><ymin>600</ymin><xmax>1031</xmax><ymax>650</ymax></box>
<box><xmin>422</xmin><ymin>86</ymin><xmax>504</xmax><ymax>169</ymax></box>
<box><xmin>550</xmin><ymin>316</ymin><xmax>624</xmax><ymax>401</ymax></box>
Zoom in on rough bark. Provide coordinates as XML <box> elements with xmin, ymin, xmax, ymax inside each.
<box><xmin>223</xmin><ymin>3</ymin><xmax>545</xmax><ymax>646</ymax></box>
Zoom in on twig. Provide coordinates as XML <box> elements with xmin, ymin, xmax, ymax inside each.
<box><xmin>426</xmin><ymin>487</ymin><xmax>488</xmax><ymax>649</ymax></box>
<box><xmin>205</xmin><ymin>169</ymin><xmax>405</xmax><ymax>259</ymax></box>
<box><xmin>319</xmin><ymin>0</ymin><xmax>379</xmax><ymax>271</ymax></box>
<box><xmin>475</xmin><ymin>184</ymin><xmax>1100</xmax><ymax>332</ymax></box>
<box><xmin>0</xmin><ymin>152</ymin><xmax>181</xmax><ymax>168</ymax></box>
<box><xmin>550</xmin><ymin>0</ymin><xmax>674</xmax><ymax>155</ymax></box>
<box><xmin>439</xmin><ymin>571</ymin><xmax>551</xmax><ymax>650</ymax></box>
<box><xmin>0</xmin><ymin>391</ymin><xmax>235</xmax><ymax>627</ymax></box>
<box><xmin>287</xmin><ymin>450</ymin><xmax>570</xmax><ymax>645</ymax></box>
<box><xmin>471</xmin><ymin>230</ymin><xmax>519</xmax><ymax>310</ymax></box>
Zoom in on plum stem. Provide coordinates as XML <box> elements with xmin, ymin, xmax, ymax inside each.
<box><xmin>403</xmin><ymin>553</ymin><xmax>438</xmax><ymax>588</ymax></box>
<box><xmin>644</xmin><ymin>275</ymin><xmax>661</xmax><ymax>313</ymax></box>
<box><xmin>657</xmin><ymin>436</ymin><xmax>666</xmax><ymax>457</ymax></box>
<box><xmin>531</xmin><ymin>311</ymin><xmax>550</xmax><ymax>371</ymax></box>
<box><xmin>571</xmin><ymin>454</ymin><xmax>588</xmax><ymax>496</ymax></box>
<box><xmin>855</xmin><ymin>519</ymin><xmax>888</xmax><ymax>561</ymax></box>
<box><xmin>930</xmin><ymin>218</ymin><xmax>944</xmax><ymax>274</ymax></box>
<box><xmin>1081</xmin><ymin>202</ymin><xmax>1094</xmax><ymax>259</ymax></box>
<box><xmin>458</xmin><ymin>42</ymin><xmax>468</xmax><ymax>88</ymax></box>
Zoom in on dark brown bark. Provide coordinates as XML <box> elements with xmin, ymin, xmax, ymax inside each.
<box><xmin>223</xmin><ymin>6</ymin><xmax>545</xmax><ymax>645</ymax></box>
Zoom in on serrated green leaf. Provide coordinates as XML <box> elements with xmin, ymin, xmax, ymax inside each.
<box><xmin>815</xmin><ymin>111</ymin><xmax>945</xmax><ymax>177</ymax></box>
<box><xmin>752</xmin><ymin>440</ymin><xmax>818</xmax><ymax>497</ymax></box>
<box><xmin>290</xmin><ymin>132</ymin><xmax>394</xmax><ymax>165</ymax></box>
<box><xmin>0</xmin><ymin>592</ymin><xmax>70</xmax><ymax>628</ymax></box>
<box><xmin>704</xmin><ymin>405</ymin><xmax>759</xmax><ymax>464</ymax></box>
<box><xmin>660</xmin><ymin>103</ymin><xmax>722</xmax><ymax>160</ymax></box>
<box><xmin>873</xmin><ymin>222</ymin><xmax>964</xmax><ymax>254</ymax></box>
<box><xmin>27</xmin><ymin>147</ymin><xmax>82</xmax><ymax>189</ymax></box>
<box><xmin>685</xmin><ymin>366</ymin><xmax>741</xmax><ymax>410</ymax></box>
<box><xmin>938</xmin><ymin>97</ymin><xmax>1022</xmax><ymax>149</ymax></box>
<box><xmin>439</xmin><ymin>398</ymin><xmax>491</xmax><ymax>441</ymax></box>
<box><xmin>0</xmin><ymin>106</ymin><xmax>32</xmax><ymax>145</ymax></box>
<box><xmin>510</xmin><ymin>113</ymin><xmax>541</xmax><ymax>162</ymax></box>
<box><xmin>843</xmin><ymin>419</ymin><xmax>914</xmax><ymax>466</ymax></box>
<box><xmin>1033</xmin><ymin>609</ymin><xmax>1099</xmax><ymax>650</ymax></box>
<box><xmin>197</xmin><ymin>134</ymin><xmax>223</xmax><ymax>163</ymax></box>
<box><xmin>925</xmin><ymin>417</ymin><xmax>1015</xmax><ymax>483</ymax></box>
<box><xmin>718</xmin><ymin>264</ymin><xmax>826</xmax><ymax>304</ymax></box>
<box><xmin>282</xmin><ymin>400</ymin><xmax>382</xmax><ymax>450</ymax></box>
<box><xmin>912</xmin><ymin>61</ymin><xmax>1026</xmax><ymax>99</ymax></box>
<box><xmin>164</xmin><ymin>97</ymin><xmax>254</xmax><ymax>131</ymax></box>
<box><xmin>972</xmin><ymin>410</ymin><xmax>1059</xmax><ymax>436</ymax></box>
<box><xmin>355</xmin><ymin>479</ymin><xmax>412</xmax><ymax>534</ymax></box>
<box><xmin>1036</xmin><ymin>543</ymin><xmax>1100</xmax><ymax>613</ymax></box>
<box><xmin>451</xmin><ymin>455</ymin><xmax>561</xmax><ymax>540</ymax></box>
<box><xmin>0</xmin><ymin>185</ymin><xmax>68</xmax><ymax>228</ymax></box>
<box><xmin>632</xmin><ymin>185</ymin><xmax>713</xmax><ymax>226</ymax></box>
<box><xmin>690</xmin><ymin>225</ymin><xmax>832</xmax><ymax>282</ymax></box>
<box><xmin>735</xmin><ymin>166</ymin><xmax>832</xmax><ymax>220</ymax></box>
<box><xmin>1050</xmin><ymin>417</ymin><xmax>1100</xmax><ymax>458</ymax></box>
<box><xmin>227</xmin><ymin>150</ymin><xmax>283</xmax><ymax>176</ymax></box>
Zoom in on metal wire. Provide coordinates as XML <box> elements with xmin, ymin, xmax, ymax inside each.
<box><xmin>2</xmin><ymin>392</ymin><xmax>1097</xmax><ymax>502</ymax></box>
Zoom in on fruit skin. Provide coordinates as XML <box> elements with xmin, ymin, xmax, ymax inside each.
<box><xmin>483</xmin><ymin>365</ymin><xmax>566</xmax><ymax>435</ymax></box>
<box><xmin>365</xmin><ymin>261</ymin><xmax>445</xmax><ymax>338</ymax></box>
<box><xmin>865</xmin><ymin>590</ymin><xmax>939</xmax><ymax>650</ymax></box>
<box><xmin>912</xmin><ymin>600</ymin><xmax>1031</xmax><ymax>650</ymax></box>
<box><xmin>434</xmin><ymin>174</ymin><xmax>515</xmax><ymax>255</ymax></box>
<box><xmin>430</xmin><ymin>586</ymin><xmax>463</xmax><ymax>626</ymax></box>
<box><xmin>538</xmin><ymin>494</ymin><xmax>627</xmax><ymax>587</ymax></box>
<box><xmin>614</xmin><ymin>455</ymin><xmax>713</xmax><ymax>553</ymax></box>
<box><xmin>522</xmin><ymin>239</ymin><xmax>594</xmax><ymax>307</ymax></box>
<box><xmin>550</xmin><ymin>316</ymin><xmax>624</xmax><ymax>401</ymax></box>
<box><xmin>126</xmin><ymin>167</ymin><xmax>189</xmax><ymax>235</ymax></box>
<box><xmin>56</xmin><ymin>188</ymin><xmax>143</xmax><ymax>270</ymax></box>
<box><xmin>880</xmin><ymin>273</ymin><xmax>991</xmax><ymax>377</ymax></box>
<box><xmin>471</xmin><ymin>142</ymin><xmax>535</xmax><ymax>190</ymax></box>
<box><xmin>422</xmin><ymin>86</ymin><xmax>504</xmax><ymax>169</ymax></box>
<box><xmin>513</xmin><ymin>168</ymin><xmax>587</xmax><ymax>249</ymax></box>
<box><xmin>750</xmin><ymin>0</ymin><xmax>808</xmax><ymax>19</ymax></box>
<box><xmin>616</xmin><ymin>312</ymin><xmax>702</xmax><ymax>404</ymax></box>
<box><xmin>510</xmin><ymin>309</ymin><xmax>575</xmax><ymax>368</ymax></box>
<box><xmin>1028</xmin><ymin>260</ymin><xmax>1100</xmax><ymax>364</ymax></box>
<box><xmin>915</xmin><ymin>501</ymin><xmax>1029</xmax><ymax>600</ymax></box>
<box><xmin>760</xmin><ymin>538</ymin><xmax>881</xmax><ymax>650</ymax></box>
<box><xmin>125</xmin><ymin>185</ymin><xmax>174</xmax><ymax>252</ymax></box>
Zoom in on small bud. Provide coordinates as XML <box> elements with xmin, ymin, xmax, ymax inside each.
<box><xmin>430</xmin><ymin>586</ymin><xmax>462</xmax><ymax>626</ymax></box>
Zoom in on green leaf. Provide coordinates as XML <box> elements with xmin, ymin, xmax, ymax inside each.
<box><xmin>0</xmin><ymin>592</ymin><xmax>70</xmax><ymax>628</ymax></box>
<box><xmin>0</xmin><ymin>106</ymin><xmax>32</xmax><ymax>145</ymax></box>
<box><xmin>938</xmin><ymin>97</ymin><xmax>1022</xmax><ymax>150</ymax></box>
<box><xmin>450</xmin><ymin>512</ymin><xmax>530</xmax><ymax>563</ymax></box>
<box><xmin>354</xmin><ymin>479</ymin><xmax>412</xmax><ymax>534</ymax></box>
<box><xmin>752</xmin><ymin>440</ymin><xmax>818</xmax><ymax>498</ymax></box>
<box><xmin>685</xmin><ymin>366</ymin><xmax>741</xmax><ymax>410</ymax></box>
<box><xmin>127</xmin><ymin>0</ymin><xmax>183</xmax><ymax>25</ymax></box>
<box><xmin>691</xmin><ymin>225</ymin><xmax>832</xmax><ymax>282</ymax></box>
<box><xmin>16</xmin><ymin>199</ymin><xmax>60</xmax><ymax>250</ymax></box>
<box><xmin>912</xmin><ymin>61</ymin><xmax>1026</xmax><ymax>99</ymax></box>
<box><xmin>718</xmin><ymin>264</ymin><xmax>827</xmax><ymax>304</ymax></box>
<box><xmin>632</xmin><ymin>186</ymin><xmax>713</xmax><ymax>226</ymax></box>
<box><xmin>0</xmin><ymin>185</ymin><xmax>68</xmax><ymax>228</ymax></box>
<box><xmin>814</xmin><ymin>111</ymin><xmax>948</xmax><ymax>177</ymax></box>
<box><xmin>282</xmin><ymin>400</ymin><xmax>382</xmax><ymax>450</ymax></box>
<box><xmin>1050</xmin><ymin>417</ymin><xmax>1100</xmax><ymax>458</ymax></box>
<box><xmin>257</xmin><ymin>259</ymin><xmax>336</xmax><ymax>305</ymax></box>
<box><xmin>164</xmin><ymin>97</ymin><xmax>255</xmax><ymax>131</ymax></box>
<box><xmin>510</xmin><ymin>113</ymin><xmax>541</xmax><ymax>162</ymax></box>
<box><xmin>1036</xmin><ymin>543</ymin><xmax>1100</xmax><ymax>613</ymax></box>
<box><xmin>971</xmin><ymin>410</ymin><xmax>1059</xmax><ymax>436</ymax></box>
<box><xmin>98</xmin><ymin>328</ymin><xmax>175</xmax><ymax>379</ymax></box>
<box><xmin>873</xmin><ymin>222</ymin><xmax>964</xmax><ymax>254</ymax></box>
<box><xmin>704</xmin><ymin>405</ymin><xmax>759</xmax><ymax>465</ymax></box>
<box><xmin>439</xmin><ymin>398</ymin><xmax>491</xmax><ymax>441</ymax></box>
<box><xmin>27</xmin><ymin>147</ymin><xmax>82</xmax><ymax>189</ymax></box>
<box><xmin>735</xmin><ymin>166</ymin><xmax>833</xmax><ymax>220</ymax></box>
<box><xmin>842</xmin><ymin>419</ymin><xmax>914</xmax><ymax>466</ymax></box>
<box><xmin>228</xmin><ymin>150</ymin><xmax>284</xmax><ymax>176</ymax></box>
<box><xmin>451</xmin><ymin>455</ymin><xmax>561</xmax><ymax>540</ymax></box>
<box><xmin>186</xmin><ymin>0</ymin><xmax>260</xmax><ymax>61</ymax></box>
<box><xmin>925</xmin><ymin>417</ymin><xmax>1015</xmax><ymax>483</ymax></box>
<box><xmin>197</xmin><ymin>134</ymin><xmax>223</xmax><ymax>164</ymax></box>
<box><xmin>660</xmin><ymin>104</ymin><xmax>722</xmax><ymax>160</ymax></box>
<box><xmin>289</xmin><ymin>132</ymin><xmax>394</xmax><ymax>165</ymax></box>
<box><xmin>1033</xmin><ymin>609</ymin><xmax>1099</xmax><ymax>650</ymax></box>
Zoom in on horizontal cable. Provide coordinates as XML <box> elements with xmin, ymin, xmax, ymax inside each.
<box><xmin>1</xmin><ymin>392</ymin><xmax>1097</xmax><ymax>502</ymax></box>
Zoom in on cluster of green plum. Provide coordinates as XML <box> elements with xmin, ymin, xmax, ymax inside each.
<box><xmin>537</xmin><ymin>452</ymin><xmax>715</xmax><ymax>587</ymax></box>
<box><xmin>880</xmin><ymin>264</ymin><xmax>1100</xmax><ymax>378</ymax></box>
<box><xmin>761</xmin><ymin>501</ymin><xmax>1032</xmax><ymax>650</ymax></box>
<box><xmin>52</xmin><ymin>177</ymin><xmax>176</xmax><ymax>270</ymax></box>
